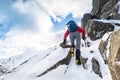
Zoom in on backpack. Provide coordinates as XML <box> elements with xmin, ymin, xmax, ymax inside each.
<box><xmin>67</xmin><ymin>21</ymin><xmax>78</xmax><ymax>32</ymax></box>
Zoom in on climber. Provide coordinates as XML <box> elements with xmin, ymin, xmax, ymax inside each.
<box><xmin>62</xmin><ymin>20</ymin><xmax>86</xmax><ymax>65</ymax></box>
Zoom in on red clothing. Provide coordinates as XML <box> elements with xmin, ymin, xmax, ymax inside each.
<box><xmin>64</xmin><ymin>26</ymin><xmax>86</xmax><ymax>40</ymax></box>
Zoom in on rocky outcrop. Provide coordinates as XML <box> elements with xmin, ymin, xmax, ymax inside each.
<box><xmin>99</xmin><ymin>32</ymin><xmax>112</xmax><ymax>64</ymax></box>
<box><xmin>91</xmin><ymin>0</ymin><xmax>120</xmax><ymax>19</ymax></box>
<box><xmin>108</xmin><ymin>29</ymin><xmax>120</xmax><ymax>80</ymax></box>
<box><xmin>81</xmin><ymin>0</ymin><xmax>111</xmax><ymax>28</ymax></box>
<box><xmin>99</xmin><ymin>40</ymin><xmax>108</xmax><ymax>64</ymax></box>
<box><xmin>81</xmin><ymin>0</ymin><xmax>120</xmax><ymax>80</ymax></box>
<box><xmin>81</xmin><ymin>13</ymin><xmax>93</xmax><ymax>28</ymax></box>
<box><xmin>91</xmin><ymin>0</ymin><xmax>110</xmax><ymax>18</ymax></box>
<box><xmin>81</xmin><ymin>0</ymin><xmax>120</xmax><ymax>79</ymax></box>
<box><xmin>101</xmin><ymin>0</ymin><xmax>120</xmax><ymax>19</ymax></box>
<box><xmin>86</xmin><ymin>20</ymin><xmax>114</xmax><ymax>40</ymax></box>
<box><xmin>81</xmin><ymin>0</ymin><xmax>120</xmax><ymax>40</ymax></box>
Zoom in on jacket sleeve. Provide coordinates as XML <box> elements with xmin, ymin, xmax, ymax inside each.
<box><xmin>64</xmin><ymin>30</ymin><xmax>70</xmax><ymax>40</ymax></box>
<box><xmin>78</xmin><ymin>26</ymin><xmax>86</xmax><ymax>37</ymax></box>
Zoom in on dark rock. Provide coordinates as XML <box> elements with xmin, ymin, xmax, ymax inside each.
<box><xmin>81</xmin><ymin>13</ymin><xmax>93</xmax><ymax>28</ymax></box>
<box><xmin>86</xmin><ymin>20</ymin><xmax>114</xmax><ymax>40</ymax></box>
<box><xmin>114</xmin><ymin>23</ymin><xmax>120</xmax><ymax>26</ymax></box>
<box><xmin>101</xmin><ymin>0</ymin><xmax>120</xmax><ymax>19</ymax></box>
<box><xmin>90</xmin><ymin>50</ymin><xmax>94</xmax><ymax>53</ymax></box>
<box><xmin>91</xmin><ymin>57</ymin><xmax>103</xmax><ymax>78</ymax></box>
<box><xmin>91</xmin><ymin>0</ymin><xmax>110</xmax><ymax>18</ymax></box>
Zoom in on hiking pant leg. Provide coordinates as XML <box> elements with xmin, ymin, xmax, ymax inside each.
<box><xmin>74</xmin><ymin>32</ymin><xmax>81</xmax><ymax>60</ymax></box>
<box><xmin>75</xmin><ymin>32</ymin><xmax>81</xmax><ymax>50</ymax></box>
<box><xmin>69</xmin><ymin>33</ymin><xmax>75</xmax><ymax>47</ymax></box>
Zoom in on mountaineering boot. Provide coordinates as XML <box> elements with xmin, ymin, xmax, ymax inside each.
<box><xmin>76</xmin><ymin>49</ymin><xmax>81</xmax><ymax>65</ymax></box>
<box><xmin>70</xmin><ymin>47</ymin><xmax>74</xmax><ymax>57</ymax></box>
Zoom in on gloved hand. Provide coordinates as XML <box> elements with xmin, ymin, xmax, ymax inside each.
<box><xmin>82</xmin><ymin>36</ymin><xmax>86</xmax><ymax>40</ymax></box>
<box><xmin>63</xmin><ymin>39</ymin><xmax>66</xmax><ymax>45</ymax></box>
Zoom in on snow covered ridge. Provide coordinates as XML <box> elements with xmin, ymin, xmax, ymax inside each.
<box><xmin>0</xmin><ymin>40</ymin><xmax>112</xmax><ymax>80</ymax></box>
<box><xmin>0</xmin><ymin>0</ymin><xmax>120</xmax><ymax>80</ymax></box>
<box><xmin>0</xmin><ymin>47</ymin><xmax>57</xmax><ymax>76</ymax></box>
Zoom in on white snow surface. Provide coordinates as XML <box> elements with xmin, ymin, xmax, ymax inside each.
<box><xmin>0</xmin><ymin>37</ymin><xmax>112</xmax><ymax>80</ymax></box>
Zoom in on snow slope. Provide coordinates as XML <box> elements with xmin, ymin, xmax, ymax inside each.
<box><xmin>0</xmin><ymin>37</ymin><xmax>112</xmax><ymax>80</ymax></box>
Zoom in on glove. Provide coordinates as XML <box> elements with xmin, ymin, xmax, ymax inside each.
<box><xmin>82</xmin><ymin>36</ymin><xmax>86</xmax><ymax>40</ymax></box>
<box><xmin>63</xmin><ymin>39</ymin><xmax>66</xmax><ymax>45</ymax></box>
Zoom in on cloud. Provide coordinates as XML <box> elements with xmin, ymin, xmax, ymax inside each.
<box><xmin>38</xmin><ymin>0</ymin><xmax>92</xmax><ymax>20</ymax></box>
<box><xmin>0</xmin><ymin>0</ymin><xmax>92</xmax><ymax>57</ymax></box>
